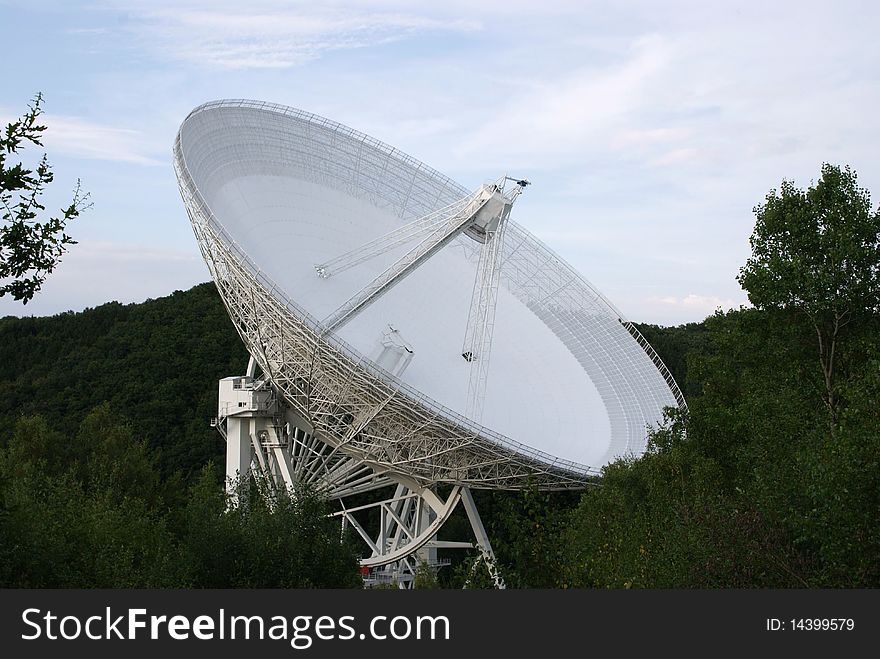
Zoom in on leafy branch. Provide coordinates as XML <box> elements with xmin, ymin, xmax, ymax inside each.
<box><xmin>1</xmin><ymin>93</ymin><xmax>90</xmax><ymax>303</ymax></box>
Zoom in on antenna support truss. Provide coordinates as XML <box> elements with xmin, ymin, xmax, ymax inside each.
<box><xmin>317</xmin><ymin>176</ymin><xmax>529</xmax><ymax>423</ymax></box>
<box><xmin>217</xmin><ymin>369</ymin><xmax>506</xmax><ymax>588</ymax></box>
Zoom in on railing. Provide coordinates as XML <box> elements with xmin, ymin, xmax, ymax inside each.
<box><xmin>621</xmin><ymin>321</ymin><xmax>688</xmax><ymax>411</ymax></box>
<box><xmin>217</xmin><ymin>397</ymin><xmax>277</xmax><ymax>419</ymax></box>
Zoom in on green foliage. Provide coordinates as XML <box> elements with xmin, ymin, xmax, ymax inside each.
<box><xmin>737</xmin><ymin>164</ymin><xmax>880</xmax><ymax>419</ymax></box>
<box><xmin>412</xmin><ymin>560</ymin><xmax>441</xmax><ymax>589</ymax></box>
<box><xmin>632</xmin><ymin>321</ymin><xmax>710</xmax><ymax>399</ymax></box>
<box><xmin>182</xmin><ymin>469</ymin><xmax>362</xmax><ymax>588</ymax></box>
<box><xmin>0</xmin><ymin>284</ymin><xmax>359</xmax><ymax>588</ymax></box>
<box><xmin>560</xmin><ymin>165</ymin><xmax>880</xmax><ymax>588</ymax></box>
<box><xmin>0</xmin><ymin>408</ymin><xmax>361</xmax><ymax>588</ymax></box>
<box><xmin>450</xmin><ymin>554</ymin><xmax>495</xmax><ymax>589</ymax></box>
<box><xmin>738</xmin><ymin>163</ymin><xmax>879</xmax><ymax>319</ymax></box>
<box><xmin>437</xmin><ymin>487</ymin><xmax>581</xmax><ymax>589</ymax></box>
<box><xmin>564</xmin><ymin>305</ymin><xmax>878</xmax><ymax>587</ymax></box>
<box><xmin>0</xmin><ymin>282</ymin><xmax>249</xmax><ymax>480</ymax></box>
<box><xmin>0</xmin><ymin>411</ymin><xmax>181</xmax><ymax>587</ymax></box>
<box><xmin>2</xmin><ymin>222</ymin><xmax>877</xmax><ymax>588</ymax></box>
<box><xmin>486</xmin><ymin>486</ymin><xmax>579</xmax><ymax>588</ymax></box>
<box><xmin>562</xmin><ymin>403</ymin><xmax>811</xmax><ymax>588</ymax></box>
<box><xmin>1</xmin><ymin>93</ymin><xmax>88</xmax><ymax>302</ymax></box>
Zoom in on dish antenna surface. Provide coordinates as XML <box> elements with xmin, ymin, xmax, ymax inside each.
<box><xmin>174</xmin><ymin>100</ymin><xmax>686</xmax><ymax>587</ymax></box>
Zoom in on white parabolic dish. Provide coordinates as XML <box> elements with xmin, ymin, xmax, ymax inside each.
<box><xmin>174</xmin><ymin>100</ymin><xmax>686</xmax><ymax>490</ymax></box>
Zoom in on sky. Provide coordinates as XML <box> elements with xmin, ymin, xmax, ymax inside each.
<box><xmin>1</xmin><ymin>0</ymin><xmax>878</xmax><ymax>325</ymax></box>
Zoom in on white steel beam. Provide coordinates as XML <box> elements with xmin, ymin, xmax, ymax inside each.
<box><xmin>190</xmin><ymin>171</ymin><xmax>597</xmax><ymax>491</ymax></box>
<box><xmin>461</xmin><ymin>177</ymin><xmax>528</xmax><ymax>423</ymax></box>
<box><xmin>321</xmin><ymin>189</ymin><xmax>492</xmax><ymax>332</ymax></box>
<box><xmin>462</xmin><ymin>207</ymin><xmax>510</xmax><ymax>423</ymax></box>
<box><xmin>460</xmin><ymin>486</ymin><xmax>506</xmax><ymax>589</ymax></box>
<box><xmin>314</xmin><ymin>194</ymin><xmax>478</xmax><ymax>279</ymax></box>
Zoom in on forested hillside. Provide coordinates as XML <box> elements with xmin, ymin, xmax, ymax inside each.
<box><xmin>563</xmin><ymin>308</ymin><xmax>879</xmax><ymax>587</ymax></box>
<box><xmin>1</xmin><ymin>163</ymin><xmax>877</xmax><ymax>588</ymax></box>
<box><xmin>561</xmin><ymin>165</ymin><xmax>880</xmax><ymax>587</ymax></box>
<box><xmin>0</xmin><ymin>285</ymin><xmax>360</xmax><ymax>588</ymax></box>
<box><xmin>0</xmin><ymin>282</ymin><xmax>703</xmax><ymax>482</ymax></box>
<box><xmin>1</xmin><ymin>275</ymin><xmax>877</xmax><ymax>587</ymax></box>
<box><xmin>0</xmin><ymin>281</ymin><xmax>710</xmax><ymax>588</ymax></box>
<box><xmin>0</xmin><ymin>283</ymin><xmax>248</xmax><ymax>479</ymax></box>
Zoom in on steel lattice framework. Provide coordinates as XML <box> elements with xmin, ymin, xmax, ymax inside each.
<box><xmin>173</xmin><ymin>99</ymin><xmax>686</xmax><ymax>491</ymax></box>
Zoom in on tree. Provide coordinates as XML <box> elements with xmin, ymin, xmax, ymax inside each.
<box><xmin>0</xmin><ymin>410</ymin><xmax>362</xmax><ymax>588</ymax></box>
<box><xmin>181</xmin><ymin>469</ymin><xmax>362</xmax><ymax>588</ymax></box>
<box><xmin>413</xmin><ymin>559</ymin><xmax>441</xmax><ymax>589</ymax></box>
<box><xmin>0</xmin><ymin>412</ymin><xmax>182</xmax><ymax>587</ymax></box>
<box><xmin>473</xmin><ymin>485</ymin><xmax>579</xmax><ymax>588</ymax></box>
<box><xmin>1</xmin><ymin>93</ymin><xmax>88</xmax><ymax>303</ymax></box>
<box><xmin>737</xmin><ymin>164</ymin><xmax>880</xmax><ymax>421</ymax></box>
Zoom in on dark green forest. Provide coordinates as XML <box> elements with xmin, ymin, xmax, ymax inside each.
<box><xmin>0</xmin><ymin>285</ymin><xmax>362</xmax><ymax>587</ymax></box>
<box><xmin>0</xmin><ymin>164</ymin><xmax>877</xmax><ymax>588</ymax></box>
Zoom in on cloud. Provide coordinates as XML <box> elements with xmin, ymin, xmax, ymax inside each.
<box><xmin>115</xmin><ymin>1</ymin><xmax>480</xmax><ymax>69</ymax></box>
<box><xmin>0</xmin><ymin>241</ymin><xmax>206</xmax><ymax>318</ymax></box>
<box><xmin>615</xmin><ymin>127</ymin><xmax>691</xmax><ymax>147</ymax></box>
<box><xmin>70</xmin><ymin>241</ymin><xmax>201</xmax><ymax>263</ymax></box>
<box><xmin>650</xmin><ymin>293</ymin><xmax>744</xmax><ymax>313</ymax></box>
<box><xmin>66</xmin><ymin>27</ymin><xmax>110</xmax><ymax>36</ymax></box>
<box><xmin>452</xmin><ymin>34</ymin><xmax>675</xmax><ymax>167</ymax></box>
<box><xmin>649</xmin><ymin>147</ymin><xmax>701</xmax><ymax>166</ymax></box>
<box><xmin>0</xmin><ymin>108</ymin><xmax>161</xmax><ymax>166</ymax></box>
<box><xmin>40</xmin><ymin>115</ymin><xmax>163</xmax><ymax>166</ymax></box>
<box><xmin>6</xmin><ymin>0</ymin><xmax>877</xmax><ymax>327</ymax></box>
<box><xmin>624</xmin><ymin>291</ymin><xmax>749</xmax><ymax>325</ymax></box>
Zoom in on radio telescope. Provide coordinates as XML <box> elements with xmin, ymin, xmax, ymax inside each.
<box><xmin>173</xmin><ymin>100</ymin><xmax>686</xmax><ymax>587</ymax></box>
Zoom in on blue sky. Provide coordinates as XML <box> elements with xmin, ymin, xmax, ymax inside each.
<box><xmin>1</xmin><ymin>0</ymin><xmax>878</xmax><ymax>324</ymax></box>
